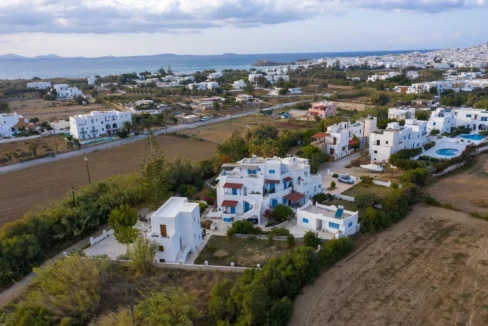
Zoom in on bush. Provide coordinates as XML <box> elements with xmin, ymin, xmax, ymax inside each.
<box><xmin>303</xmin><ymin>231</ymin><xmax>320</xmax><ymax>248</ymax></box>
<box><xmin>271</xmin><ymin>204</ymin><xmax>292</xmax><ymax>223</ymax></box>
<box><xmin>127</xmin><ymin>237</ymin><xmax>158</xmax><ymax>275</ymax></box>
<box><xmin>330</xmin><ymin>181</ymin><xmax>336</xmax><ymax>189</ymax></box>
<box><xmin>312</xmin><ymin>193</ymin><xmax>327</xmax><ymax>204</ymax></box>
<box><xmin>332</xmin><ymin>173</ymin><xmax>339</xmax><ymax>178</ymax></box>
<box><xmin>286</xmin><ymin>234</ymin><xmax>295</xmax><ymax>248</ymax></box>
<box><xmin>401</xmin><ymin>167</ymin><xmax>430</xmax><ymax>186</ymax></box>
<box><xmin>226</xmin><ymin>220</ymin><xmax>261</xmax><ymax>237</ymax></box>
<box><xmin>429</xmin><ymin>129</ymin><xmax>440</xmax><ymax>136</ymax></box>
<box><xmin>201</xmin><ymin>219</ymin><xmax>213</xmax><ymax>229</ymax></box>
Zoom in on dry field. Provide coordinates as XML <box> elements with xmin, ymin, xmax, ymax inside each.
<box><xmin>0</xmin><ymin>135</ymin><xmax>216</xmax><ymax>225</ymax></box>
<box><xmin>336</xmin><ymin>100</ymin><xmax>370</xmax><ymax>111</ymax></box>
<box><xmin>428</xmin><ymin>154</ymin><xmax>488</xmax><ymax>214</ymax></box>
<box><xmin>181</xmin><ymin>115</ymin><xmax>315</xmax><ymax>143</ymax></box>
<box><xmin>0</xmin><ymin>135</ymin><xmax>70</xmax><ymax>166</ymax></box>
<box><xmin>7</xmin><ymin>99</ymin><xmax>106</xmax><ymax>121</ymax></box>
<box><xmin>292</xmin><ymin>205</ymin><xmax>488</xmax><ymax>326</ymax></box>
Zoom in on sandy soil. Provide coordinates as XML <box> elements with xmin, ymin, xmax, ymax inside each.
<box><xmin>428</xmin><ymin>154</ymin><xmax>488</xmax><ymax>214</ymax></box>
<box><xmin>0</xmin><ymin>135</ymin><xmax>216</xmax><ymax>225</ymax></box>
<box><xmin>8</xmin><ymin>99</ymin><xmax>107</xmax><ymax>121</ymax></box>
<box><xmin>181</xmin><ymin>115</ymin><xmax>314</xmax><ymax>143</ymax></box>
<box><xmin>291</xmin><ymin>205</ymin><xmax>488</xmax><ymax>326</ymax></box>
<box><xmin>336</xmin><ymin>101</ymin><xmax>370</xmax><ymax>111</ymax></box>
<box><xmin>0</xmin><ymin>135</ymin><xmax>70</xmax><ymax>165</ymax></box>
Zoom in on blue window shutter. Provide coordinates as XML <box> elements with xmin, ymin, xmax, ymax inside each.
<box><xmin>303</xmin><ymin>218</ymin><xmax>309</xmax><ymax>224</ymax></box>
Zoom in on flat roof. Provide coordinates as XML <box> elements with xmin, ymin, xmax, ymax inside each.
<box><xmin>303</xmin><ymin>205</ymin><xmax>354</xmax><ymax>219</ymax></box>
<box><xmin>152</xmin><ymin>197</ymin><xmax>197</xmax><ymax>219</ymax></box>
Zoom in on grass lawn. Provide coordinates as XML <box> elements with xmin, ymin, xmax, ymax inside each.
<box><xmin>341</xmin><ymin>182</ymin><xmax>393</xmax><ymax>198</ymax></box>
<box><xmin>195</xmin><ymin>235</ymin><xmax>295</xmax><ymax>267</ymax></box>
<box><xmin>326</xmin><ymin>199</ymin><xmax>358</xmax><ymax>211</ymax></box>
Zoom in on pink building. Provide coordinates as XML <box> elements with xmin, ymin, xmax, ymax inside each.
<box><xmin>307</xmin><ymin>101</ymin><xmax>337</xmax><ymax>119</ymax></box>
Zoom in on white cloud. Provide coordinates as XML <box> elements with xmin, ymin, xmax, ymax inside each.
<box><xmin>0</xmin><ymin>0</ymin><xmax>485</xmax><ymax>34</ymax></box>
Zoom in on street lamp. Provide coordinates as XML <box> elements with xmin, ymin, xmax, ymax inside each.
<box><xmin>84</xmin><ymin>156</ymin><xmax>92</xmax><ymax>184</ymax></box>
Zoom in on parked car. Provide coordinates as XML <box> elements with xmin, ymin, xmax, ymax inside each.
<box><xmin>200</xmin><ymin>116</ymin><xmax>209</xmax><ymax>122</ymax></box>
<box><xmin>338</xmin><ymin>175</ymin><xmax>355</xmax><ymax>184</ymax></box>
<box><xmin>246</xmin><ymin>217</ymin><xmax>259</xmax><ymax>225</ymax></box>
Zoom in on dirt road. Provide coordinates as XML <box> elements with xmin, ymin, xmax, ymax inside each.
<box><xmin>0</xmin><ymin>135</ymin><xmax>216</xmax><ymax>225</ymax></box>
<box><xmin>291</xmin><ymin>205</ymin><xmax>488</xmax><ymax>326</ymax></box>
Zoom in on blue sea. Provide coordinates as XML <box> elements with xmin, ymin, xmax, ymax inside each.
<box><xmin>0</xmin><ymin>50</ymin><xmax>431</xmax><ymax>80</ymax></box>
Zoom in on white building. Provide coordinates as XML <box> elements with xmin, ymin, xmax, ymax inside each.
<box><xmin>367</xmin><ymin>72</ymin><xmax>401</xmax><ymax>82</ymax></box>
<box><xmin>27</xmin><ymin>81</ymin><xmax>52</xmax><ymax>89</ymax></box>
<box><xmin>388</xmin><ymin>107</ymin><xmax>416</xmax><ymax>121</ymax></box>
<box><xmin>265</xmin><ymin>74</ymin><xmax>289</xmax><ymax>84</ymax></box>
<box><xmin>233</xmin><ymin>79</ymin><xmax>246</xmax><ymax>90</ymax></box>
<box><xmin>312</xmin><ymin>117</ymin><xmax>377</xmax><ymax>160</ymax></box>
<box><xmin>0</xmin><ymin>112</ymin><xmax>31</xmax><ymax>138</ymax></box>
<box><xmin>453</xmin><ymin>107</ymin><xmax>488</xmax><ymax>131</ymax></box>
<box><xmin>427</xmin><ymin>108</ymin><xmax>456</xmax><ymax>134</ymax></box>
<box><xmin>187</xmin><ymin>81</ymin><xmax>219</xmax><ymax>91</ymax></box>
<box><xmin>54</xmin><ymin>84</ymin><xmax>83</xmax><ymax>99</ymax></box>
<box><xmin>208</xmin><ymin>72</ymin><xmax>223</xmax><ymax>80</ymax></box>
<box><xmin>248</xmin><ymin>73</ymin><xmax>263</xmax><ymax>83</ymax></box>
<box><xmin>217</xmin><ymin>156</ymin><xmax>324</xmax><ymax>223</ymax></box>
<box><xmin>69</xmin><ymin>110</ymin><xmax>132</xmax><ymax>140</ymax></box>
<box><xmin>297</xmin><ymin>202</ymin><xmax>360</xmax><ymax>238</ymax></box>
<box><xmin>395</xmin><ymin>79</ymin><xmax>488</xmax><ymax>94</ymax></box>
<box><xmin>369</xmin><ymin>119</ymin><xmax>428</xmax><ymax>162</ymax></box>
<box><xmin>236</xmin><ymin>94</ymin><xmax>254</xmax><ymax>103</ymax></box>
<box><xmin>288</xmin><ymin>87</ymin><xmax>302</xmax><ymax>95</ymax></box>
<box><xmin>148</xmin><ymin>197</ymin><xmax>202</xmax><ymax>264</ymax></box>
<box><xmin>87</xmin><ymin>77</ymin><xmax>96</xmax><ymax>85</ymax></box>
<box><xmin>406</xmin><ymin>71</ymin><xmax>420</xmax><ymax>80</ymax></box>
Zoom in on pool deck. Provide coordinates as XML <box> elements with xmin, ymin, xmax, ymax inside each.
<box><xmin>455</xmin><ymin>133</ymin><xmax>487</xmax><ymax>145</ymax></box>
<box><xmin>416</xmin><ymin>138</ymin><xmax>467</xmax><ymax>160</ymax></box>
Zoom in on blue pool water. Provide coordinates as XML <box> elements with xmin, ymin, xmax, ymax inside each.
<box><xmin>460</xmin><ymin>134</ymin><xmax>485</xmax><ymax>141</ymax></box>
<box><xmin>436</xmin><ymin>148</ymin><xmax>459</xmax><ymax>156</ymax></box>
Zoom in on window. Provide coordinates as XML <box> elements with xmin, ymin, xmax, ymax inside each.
<box><xmin>385</xmin><ymin>141</ymin><xmax>389</xmax><ymax>144</ymax></box>
<box><xmin>159</xmin><ymin>259</ymin><xmax>165</xmax><ymax>263</ymax></box>
<box><xmin>302</xmin><ymin>218</ymin><xmax>309</xmax><ymax>224</ymax></box>
<box><xmin>482</xmin><ymin>117</ymin><xmax>487</xmax><ymax>121</ymax></box>
<box><xmin>160</xmin><ymin>224</ymin><xmax>167</xmax><ymax>237</ymax></box>
<box><xmin>328</xmin><ymin>222</ymin><xmax>340</xmax><ymax>229</ymax></box>
<box><xmin>158</xmin><ymin>246</ymin><xmax>164</xmax><ymax>252</ymax></box>
<box><xmin>376</xmin><ymin>140</ymin><xmax>380</xmax><ymax>145</ymax></box>
<box><xmin>433</xmin><ymin>122</ymin><xmax>436</xmax><ymax>126</ymax></box>
<box><xmin>269</xmin><ymin>169</ymin><xmax>275</xmax><ymax>174</ymax></box>
<box><xmin>348</xmin><ymin>222</ymin><xmax>353</xmax><ymax>228</ymax></box>
<box><xmin>374</xmin><ymin>150</ymin><xmax>378</xmax><ymax>154</ymax></box>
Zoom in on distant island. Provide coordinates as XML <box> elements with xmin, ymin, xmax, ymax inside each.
<box><xmin>252</xmin><ymin>60</ymin><xmax>294</xmax><ymax>67</ymax></box>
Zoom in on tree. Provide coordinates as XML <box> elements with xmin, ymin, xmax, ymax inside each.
<box><xmin>167</xmin><ymin>66</ymin><xmax>173</xmax><ymax>75</ymax></box>
<box><xmin>158</xmin><ymin>67</ymin><xmax>166</xmax><ymax>76</ymax></box>
<box><xmin>134</xmin><ymin>288</ymin><xmax>200</xmax><ymax>326</ymax></box>
<box><xmin>141</xmin><ymin>135</ymin><xmax>171</xmax><ymax>209</ymax></box>
<box><xmin>271</xmin><ymin>204</ymin><xmax>292</xmax><ymax>223</ymax></box>
<box><xmin>127</xmin><ymin>236</ymin><xmax>158</xmax><ymax>275</ymax></box>
<box><xmin>303</xmin><ymin>231</ymin><xmax>320</xmax><ymax>248</ymax></box>
<box><xmin>429</xmin><ymin>86</ymin><xmax>438</xmax><ymax>95</ymax></box>
<box><xmin>28</xmin><ymin>143</ymin><xmax>39</xmax><ymax>156</ymax></box>
<box><xmin>215</xmin><ymin>131</ymin><xmax>248</xmax><ymax>165</ymax></box>
<box><xmin>278</xmin><ymin>88</ymin><xmax>289</xmax><ymax>96</ymax></box>
<box><xmin>108</xmin><ymin>204</ymin><xmax>139</xmax><ymax>245</ymax></box>
<box><xmin>227</xmin><ymin>220</ymin><xmax>259</xmax><ymax>237</ymax></box>
<box><xmin>301</xmin><ymin>144</ymin><xmax>329</xmax><ymax>173</ymax></box>
<box><xmin>98</xmin><ymin>308</ymin><xmax>135</xmax><ymax>326</ymax></box>
<box><xmin>330</xmin><ymin>181</ymin><xmax>336</xmax><ymax>189</ymax></box>
<box><xmin>0</xmin><ymin>101</ymin><xmax>9</xmax><ymax>113</ymax></box>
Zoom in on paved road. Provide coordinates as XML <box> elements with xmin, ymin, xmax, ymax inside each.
<box><xmin>0</xmin><ymin>101</ymin><xmax>303</xmax><ymax>176</ymax></box>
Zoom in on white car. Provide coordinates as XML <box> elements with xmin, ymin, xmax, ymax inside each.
<box><xmin>200</xmin><ymin>116</ymin><xmax>209</xmax><ymax>122</ymax></box>
<box><xmin>338</xmin><ymin>175</ymin><xmax>355</xmax><ymax>184</ymax></box>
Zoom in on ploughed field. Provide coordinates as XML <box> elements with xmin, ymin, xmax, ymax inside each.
<box><xmin>291</xmin><ymin>205</ymin><xmax>488</xmax><ymax>326</ymax></box>
<box><xmin>0</xmin><ymin>135</ymin><xmax>216</xmax><ymax>225</ymax></box>
<box><xmin>428</xmin><ymin>154</ymin><xmax>488</xmax><ymax>214</ymax></box>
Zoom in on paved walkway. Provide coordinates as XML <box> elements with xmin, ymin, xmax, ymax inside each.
<box><xmin>0</xmin><ymin>101</ymin><xmax>304</xmax><ymax>176</ymax></box>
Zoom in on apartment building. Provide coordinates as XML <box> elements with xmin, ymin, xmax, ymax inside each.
<box><xmin>297</xmin><ymin>201</ymin><xmax>360</xmax><ymax>238</ymax></box>
<box><xmin>148</xmin><ymin>197</ymin><xmax>202</xmax><ymax>264</ymax></box>
<box><xmin>216</xmin><ymin>156</ymin><xmax>324</xmax><ymax>223</ymax></box>
<box><xmin>69</xmin><ymin>110</ymin><xmax>132</xmax><ymax>140</ymax></box>
<box><xmin>54</xmin><ymin>84</ymin><xmax>83</xmax><ymax>99</ymax></box>
<box><xmin>265</xmin><ymin>74</ymin><xmax>289</xmax><ymax>84</ymax></box>
<box><xmin>427</xmin><ymin>108</ymin><xmax>456</xmax><ymax>134</ymax></box>
<box><xmin>453</xmin><ymin>107</ymin><xmax>488</xmax><ymax>131</ymax></box>
<box><xmin>369</xmin><ymin>119</ymin><xmax>428</xmax><ymax>162</ymax></box>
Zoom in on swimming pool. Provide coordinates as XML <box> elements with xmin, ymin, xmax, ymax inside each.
<box><xmin>436</xmin><ymin>148</ymin><xmax>459</xmax><ymax>156</ymax></box>
<box><xmin>460</xmin><ymin>134</ymin><xmax>486</xmax><ymax>141</ymax></box>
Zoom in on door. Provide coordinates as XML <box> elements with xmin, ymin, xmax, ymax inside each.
<box><xmin>271</xmin><ymin>199</ymin><xmax>278</xmax><ymax>208</ymax></box>
<box><xmin>244</xmin><ymin>202</ymin><xmax>250</xmax><ymax>212</ymax></box>
<box><xmin>231</xmin><ymin>207</ymin><xmax>236</xmax><ymax>214</ymax></box>
<box><xmin>232</xmin><ymin>188</ymin><xmax>237</xmax><ymax>195</ymax></box>
<box><xmin>160</xmin><ymin>224</ymin><xmax>167</xmax><ymax>237</ymax></box>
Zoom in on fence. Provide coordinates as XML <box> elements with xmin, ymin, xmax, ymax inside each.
<box><xmin>433</xmin><ymin>162</ymin><xmax>465</xmax><ymax>177</ymax></box>
<box><xmin>372</xmin><ymin>180</ymin><xmax>391</xmax><ymax>188</ymax></box>
<box><xmin>89</xmin><ymin>229</ymin><xmax>114</xmax><ymax>246</ymax></box>
<box><xmin>334</xmin><ymin>194</ymin><xmax>355</xmax><ymax>202</ymax></box>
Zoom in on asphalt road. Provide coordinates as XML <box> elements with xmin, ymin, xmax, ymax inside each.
<box><xmin>0</xmin><ymin>101</ymin><xmax>304</xmax><ymax>176</ymax></box>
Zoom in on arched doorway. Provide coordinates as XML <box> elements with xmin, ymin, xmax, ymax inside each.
<box><xmin>479</xmin><ymin>124</ymin><xmax>487</xmax><ymax>131</ymax></box>
<box><xmin>112</xmin><ymin>123</ymin><xmax>118</xmax><ymax>129</ymax></box>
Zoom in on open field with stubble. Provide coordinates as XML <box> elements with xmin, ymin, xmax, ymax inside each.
<box><xmin>180</xmin><ymin>115</ymin><xmax>315</xmax><ymax>143</ymax></box>
<box><xmin>0</xmin><ymin>135</ymin><xmax>216</xmax><ymax>225</ymax></box>
<box><xmin>428</xmin><ymin>154</ymin><xmax>488</xmax><ymax>215</ymax></box>
<box><xmin>291</xmin><ymin>205</ymin><xmax>488</xmax><ymax>326</ymax></box>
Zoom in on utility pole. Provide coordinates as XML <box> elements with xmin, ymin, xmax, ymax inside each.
<box><xmin>53</xmin><ymin>103</ymin><xmax>59</xmax><ymax>154</ymax></box>
<box><xmin>84</xmin><ymin>156</ymin><xmax>92</xmax><ymax>184</ymax></box>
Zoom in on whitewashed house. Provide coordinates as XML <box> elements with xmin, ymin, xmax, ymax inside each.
<box><xmin>235</xmin><ymin>94</ymin><xmax>254</xmax><ymax>103</ymax></box>
<box><xmin>288</xmin><ymin>88</ymin><xmax>302</xmax><ymax>95</ymax></box>
<box><xmin>248</xmin><ymin>73</ymin><xmax>263</xmax><ymax>83</ymax></box>
<box><xmin>233</xmin><ymin>79</ymin><xmax>246</xmax><ymax>90</ymax></box>
<box><xmin>453</xmin><ymin>107</ymin><xmax>488</xmax><ymax>131</ymax></box>
<box><xmin>208</xmin><ymin>72</ymin><xmax>223</xmax><ymax>80</ymax></box>
<box><xmin>427</xmin><ymin>108</ymin><xmax>456</xmax><ymax>134</ymax></box>
<box><xmin>369</xmin><ymin>119</ymin><xmax>428</xmax><ymax>162</ymax></box>
<box><xmin>297</xmin><ymin>202</ymin><xmax>360</xmax><ymax>238</ymax></box>
<box><xmin>148</xmin><ymin>197</ymin><xmax>202</xmax><ymax>264</ymax></box>
<box><xmin>54</xmin><ymin>84</ymin><xmax>83</xmax><ymax>99</ymax></box>
<box><xmin>27</xmin><ymin>81</ymin><xmax>52</xmax><ymax>89</ymax></box>
<box><xmin>388</xmin><ymin>107</ymin><xmax>416</xmax><ymax>121</ymax></box>
<box><xmin>0</xmin><ymin>112</ymin><xmax>31</xmax><ymax>138</ymax></box>
<box><xmin>69</xmin><ymin>110</ymin><xmax>132</xmax><ymax>140</ymax></box>
<box><xmin>187</xmin><ymin>81</ymin><xmax>219</xmax><ymax>91</ymax></box>
<box><xmin>217</xmin><ymin>156</ymin><xmax>324</xmax><ymax>223</ymax></box>
<box><xmin>265</xmin><ymin>74</ymin><xmax>289</xmax><ymax>84</ymax></box>
<box><xmin>87</xmin><ymin>77</ymin><xmax>96</xmax><ymax>85</ymax></box>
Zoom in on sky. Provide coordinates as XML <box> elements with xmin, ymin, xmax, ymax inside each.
<box><xmin>0</xmin><ymin>0</ymin><xmax>487</xmax><ymax>57</ymax></box>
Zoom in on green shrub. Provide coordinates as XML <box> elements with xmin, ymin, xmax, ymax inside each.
<box><xmin>226</xmin><ymin>220</ymin><xmax>261</xmax><ymax>237</ymax></box>
<box><xmin>271</xmin><ymin>204</ymin><xmax>292</xmax><ymax>223</ymax></box>
<box><xmin>330</xmin><ymin>181</ymin><xmax>336</xmax><ymax>189</ymax></box>
<box><xmin>332</xmin><ymin>173</ymin><xmax>339</xmax><ymax>178</ymax></box>
<box><xmin>303</xmin><ymin>231</ymin><xmax>320</xmax><ymax>248</ymax></box>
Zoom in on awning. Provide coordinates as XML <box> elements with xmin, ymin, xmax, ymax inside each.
<box><xmin>283</xmin><ymin>176</ymin><xmax>293</xmax><ymax>182</ymax></box>
<box><xmin>265</xmin><ymin>179</ymin><xmax>280</xmax><ymax>184</ymax></box>
<box><xmin>221</xmin><ymin>200</ymin><xmax>238</xmax><ymax>207</ymax></box>
<box><xmin>223</xmin><ymin>183</ymin><xmax>243</xmax><ymax>189</ymax></box>
<box><xmin>283</xmin><ymin>192</ymin><xmax>305</xmax><ymax>202</ymax></box>
<box><xmin>312</xmin><ymin>132</ymin><xmax>329</xmax><ymax>139</ymax></box>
